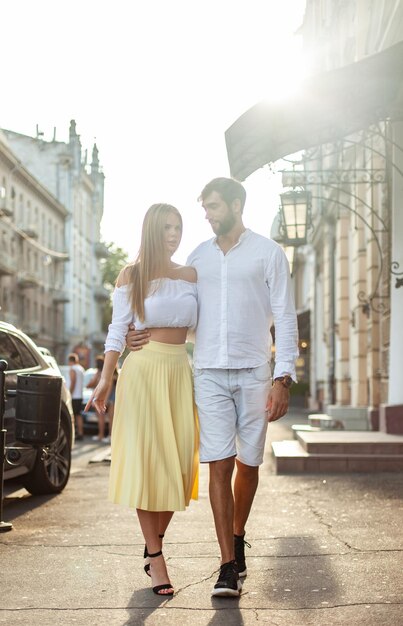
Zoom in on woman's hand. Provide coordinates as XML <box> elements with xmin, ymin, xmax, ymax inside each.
<box><xmin>126</xmin><ymin>324</ymin><xmax>151</xmax><ymax>351</ymax></box>
<box><xmin>84</xmin><ymin>378</ymin><xmax>111</xmax><ymax>415</ymax></box>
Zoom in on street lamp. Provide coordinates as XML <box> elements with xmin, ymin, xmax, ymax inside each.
<box><xmin>279</xmin><ymin>189</ymin><xmax>311</xmax><ymax>246</ymax></box>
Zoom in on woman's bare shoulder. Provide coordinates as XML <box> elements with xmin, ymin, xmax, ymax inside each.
<box><xmin>116</xmin><ymin>264</ymin><xmax>134</xmax><ymax>288</ymax></box>
<box><xmin>172</xmin><ymin>265</ymin><xmax>197</xmax><ymax>283</ymax></box>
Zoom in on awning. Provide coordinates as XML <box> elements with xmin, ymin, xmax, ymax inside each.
<box><xmin>225</xmin><ymin>41</ymin><xmax>403</xmax><ymax>181</ymax></box>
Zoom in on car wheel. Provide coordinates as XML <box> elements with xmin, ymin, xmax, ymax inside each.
<box><xmin>21</xmin><ymin>414</ymin><xmax>72</xmax><ymax>495</ymax></box>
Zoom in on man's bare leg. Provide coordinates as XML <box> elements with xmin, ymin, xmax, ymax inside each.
<box><xmin>209</xmin><ymin>456</ymin><xmax>236</xmax><ymax>563</ymax></box>
<box><xmin>75</xmin><ymin>413</ymin><xmax>84</xmax><ymax>438</ymax></box>
<box><xmin>233</xmin><ymin>459</ymin><xmax>259</xmax><ymax>536</ymax></box>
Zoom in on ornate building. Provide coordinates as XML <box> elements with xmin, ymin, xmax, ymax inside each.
<box><xmin>1</xmin><ymin>121</ymin><xmax>108</xmax><ymax>363</ymax></box>
<box><xmin>225</xmin><ymin>0</ymin><xmax>403</xmax><ymax>434</ymax></box>
<box><xmin>0</xmin><ymin>129</ymin><xmax>68</xmax><ymax>358</ymax></box>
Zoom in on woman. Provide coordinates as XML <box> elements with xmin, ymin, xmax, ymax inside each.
<box><xmin>85</xmin><ymin>203</ymin><xmax>198</xmax><ymax>597</ymax></box>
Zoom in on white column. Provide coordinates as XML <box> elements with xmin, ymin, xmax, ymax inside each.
<box><xmin>388</xmin><ymin>121</ymin><xmax>403</xmax><ymax>405</ymax></box>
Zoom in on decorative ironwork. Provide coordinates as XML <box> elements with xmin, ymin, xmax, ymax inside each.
<box><xmin>391</xmin><ymin>262</ymin><xmax>403</xmax><ymax>289</ymax></box>
<box><xmin>274</xmin><ymin>120</ymin><xmax>402</xmax><ymax>315</ymax></box>
<box><xmin>281</xmin><ymin>169</ymin><xmax>387</xmax><ymax>186</ymax></box>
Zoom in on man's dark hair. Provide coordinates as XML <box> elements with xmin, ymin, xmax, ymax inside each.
<box><xmin>199</xmin><ymin>177</ymin><xmax>246</xmax><ymax>213</ymax></box>
<box><xmin>68</xmin><ymin>353</ymin><xmax>79</xmax><ymax>363</ymax></box>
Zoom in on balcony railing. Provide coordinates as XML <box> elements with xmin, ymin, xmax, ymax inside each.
<box><xmin>17</xmin><ymin>271</ymin><xmax>41</xmax><ymax>289</ymax></box>
<box><xmin>24</xmin><ymin>321</ymin><xmax>41</xmax><ymax>337</ymax></box>
<box><xmin>20</xmin><ymin>225</ymin><xmax>39</xmax><ymax>239</ymax></box>
<box><xmin>0</xmin><ymin>197</ymin><xmax>14</xmax><ymax>217</ymax></box>
<box><xmin>52</xmin><ymin>289</ymin><xmax>71</xmax><ymax>303</ymax></box>
<box><xmin>94</xmin><ymin>285</ymin><xmax>110</xmax><ymax>301</ymax></box>
<box><xmin>2</xmin><ymin>313</ymin><xmax>20</xmax><ymax>327</ymax></box>
<box><xmin>54</xmin><ymin>251</ymin><xmax>70</xmax><ymax>263</ymax></box>
<box><xmin>0</xmin><ymin>250</ymin><xmax>17</xmax><ymax>276</ymax></box>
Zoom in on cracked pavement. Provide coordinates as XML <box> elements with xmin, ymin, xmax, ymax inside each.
<box><xmin>1</xmin><ymin>410</ymin><xmax>402</xmax><ymax>625</ymax></box>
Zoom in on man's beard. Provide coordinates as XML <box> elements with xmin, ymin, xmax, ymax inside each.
<box><xmin>215</xmin><ymin>210</ymin><xmax>236</xmax><ymax>236</ymax></box>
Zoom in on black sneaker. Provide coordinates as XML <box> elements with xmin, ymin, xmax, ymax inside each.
<box><xmin>211</xmin><ymin>560</ymin><xmax>242</xmax><ymax>597</ymax></box>
<box><xmin>234</xmin><ymin>534</ymin><xmax>251</xmax><ymax>578</ymax></box>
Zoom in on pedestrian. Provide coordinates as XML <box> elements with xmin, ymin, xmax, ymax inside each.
<box><xmin>87</xmin><ymin>355</ymin><xmax>111</xmax><ymax>443</ymax></box>
<box><xmin>126</xmin><ymin>178</ymin><xmax>298</xmax><ymax>597</ymax></box>
<box><xmin>85</xmin><ymin>203</ymin><xmax>199</xmax><ymax>597</ymax></box>
<box><xmin>68</xmin><ymin>352</ymin><xmax>85</xmax><ymax>441</ymax></box>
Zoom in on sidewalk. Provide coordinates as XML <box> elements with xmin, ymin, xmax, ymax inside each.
<box><xmin>1</xmin><ymin>408</ymin><xmax>402</xmax><ymax>625</ymax></box>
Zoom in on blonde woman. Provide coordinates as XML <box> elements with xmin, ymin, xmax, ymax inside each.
<box><xmin>85</xmin><ymin>204</ymin><xmax>198</xmax><ymax>596</ymax></box>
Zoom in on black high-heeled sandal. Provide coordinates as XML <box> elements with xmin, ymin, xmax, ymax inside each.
<box><xmin>148</xmin><ymin>550</ymin><xmax>174</xmax><ymax>596</ymax></box>
<box><xmin>144</xmin><ymin>533</ymin><xmax>165</xmax><ymax>576</ymax></box>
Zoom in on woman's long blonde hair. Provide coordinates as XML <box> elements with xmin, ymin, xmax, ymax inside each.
<box><xmin>126</xmin><ymin>203</ymin><xmax>182</xmax><ymax>321</ymax></box>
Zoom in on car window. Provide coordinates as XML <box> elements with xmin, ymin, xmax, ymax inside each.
<box><xmin>0</xmin><ymin>331</ymin><xmax>39</xmax><ymax>370</ymax></box>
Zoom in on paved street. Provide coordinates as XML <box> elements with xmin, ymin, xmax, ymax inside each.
<box><xmin>1</xmin><ymin>410</ymin><xmax>403</xmax><ymax>625</ymax></box>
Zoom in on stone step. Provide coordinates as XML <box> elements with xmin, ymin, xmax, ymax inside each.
<box><xmin>271</xmin><ymin>440</ymin><xmax>403</xmax><ymax>473</ymax></box>
<box><xmin>297</xmin><ymin>431</ymin><xmax>403</xmax><ymax>455</ymax></box>
<box><xmin>291</xmin><ymin>424</ymin><xmax>321</xmax><ymax>439</ymax></box>
<box><xmin>308</xmin><ymin>414</ymin><xmax>344</xmax><ymax>429</ymax></box>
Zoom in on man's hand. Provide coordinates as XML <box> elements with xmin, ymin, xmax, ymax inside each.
<box><xmin>266</xmin><ymin>383</ymin><xmax>290</xmax><ymax>422</ymax></box>
<box><xmin>126</xmin><ymin>324</ymin><xmax>151</xmax><ymax>351</ymax></box>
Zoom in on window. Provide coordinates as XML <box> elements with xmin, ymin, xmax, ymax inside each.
<box><xmin>0</xmin><ymin>331</ymin><xmax>38</xmax><ymax>370</ymax></box>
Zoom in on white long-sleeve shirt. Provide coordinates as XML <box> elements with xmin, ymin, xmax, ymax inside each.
<box><xmin>187</xmin><ymin>229</ymin><xmax>298</xmax><ymax>379</ymax></box>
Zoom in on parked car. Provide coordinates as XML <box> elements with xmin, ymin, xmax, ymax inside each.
<box><xmin>0</xmin><ymin>321</ymin><xmax>74</xmax><ymax>495</ymax></box>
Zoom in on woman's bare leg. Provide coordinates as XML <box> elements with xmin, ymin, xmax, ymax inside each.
<box><xmin>137</xmin><ymin>509</ymin><xmax>173</xmax><ymax>593</ymax></box>
<box><xmin>158</xmin><ymin>511</ymin><xmax>174</xmax><ymax>537</ymax></box>
<box><xmin>143</xmin><ymin>511</ymin><xmax>174</xmax><ymax>571</ymax></box>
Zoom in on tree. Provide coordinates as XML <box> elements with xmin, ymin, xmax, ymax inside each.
<box><xmin>101</xmin><ymin>242</ymin><xmax>129</xmax><ymax>331</ymax></box>
<box><xmin>102</xmin><ymin>242</ymin><xmax>129</xmax><ymax>290</ymax></box>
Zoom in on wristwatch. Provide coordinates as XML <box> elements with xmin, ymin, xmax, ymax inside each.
<box><xmin>273</xmin><ymin>375</ymin><xmax>293</xmax><ymax>389</ymax></box>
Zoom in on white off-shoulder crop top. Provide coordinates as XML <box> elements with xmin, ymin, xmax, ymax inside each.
<box><xmin>104</xmin><ymin>278</ymin><xmax>198</xmax><ymax>354</ymax></box>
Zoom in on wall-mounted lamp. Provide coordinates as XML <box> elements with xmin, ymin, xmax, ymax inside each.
<box><xmin>279</xmin><ymin>189</ymin><xmax>311</xmax><ymax>246</ymax></box>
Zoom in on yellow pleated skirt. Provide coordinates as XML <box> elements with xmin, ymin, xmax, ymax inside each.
<box><xmin>108</xmin><ymin>341</ymin><xmax>199</xmax><ymax>511</ymax></box>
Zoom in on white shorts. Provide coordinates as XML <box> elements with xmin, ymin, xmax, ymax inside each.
<box><xmin>193</xmin><ymin>364</ymin><xmax>271</xmax><ymax>466</ymax></box>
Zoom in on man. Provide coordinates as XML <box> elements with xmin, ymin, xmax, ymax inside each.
<box><xmin>68</xmin><ymin>352</ymin><xmax>85</xmax><ymax>441</ymax></box>
<box><xmin>127</xmin><ymin>178</ymin><xmax>298</xmax><ymax>597</ymax></box>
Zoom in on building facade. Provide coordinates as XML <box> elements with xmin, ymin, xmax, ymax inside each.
<box><xmin>294</xmin><ymin>0</ymin><xmax>403</xmax><ymax>432</ymax></box>
<box><xmin>0</xmin><ymin>130</ymin><xmax>68</xmax><ymax>359</ymax></box>
<box><xmin>225</xmin><ymin>0</ymin><xmax>403</xmax><ymax>434</ymax></box>
<box><xmin>2</xmin><ymin>121</ymin><xmax>108</xmax><ymax>364</ymax></box>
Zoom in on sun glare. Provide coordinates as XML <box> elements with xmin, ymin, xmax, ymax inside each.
<box><xmin>1</xmin><ymin>0</ymin><xmax>307</xmax><ymax>259</ymax></box>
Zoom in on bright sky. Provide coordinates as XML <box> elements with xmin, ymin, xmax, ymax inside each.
<box><xmin>1</xmin><ymin>0</ymin><xmax>307</xmax><ymax>264</ymax></box>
